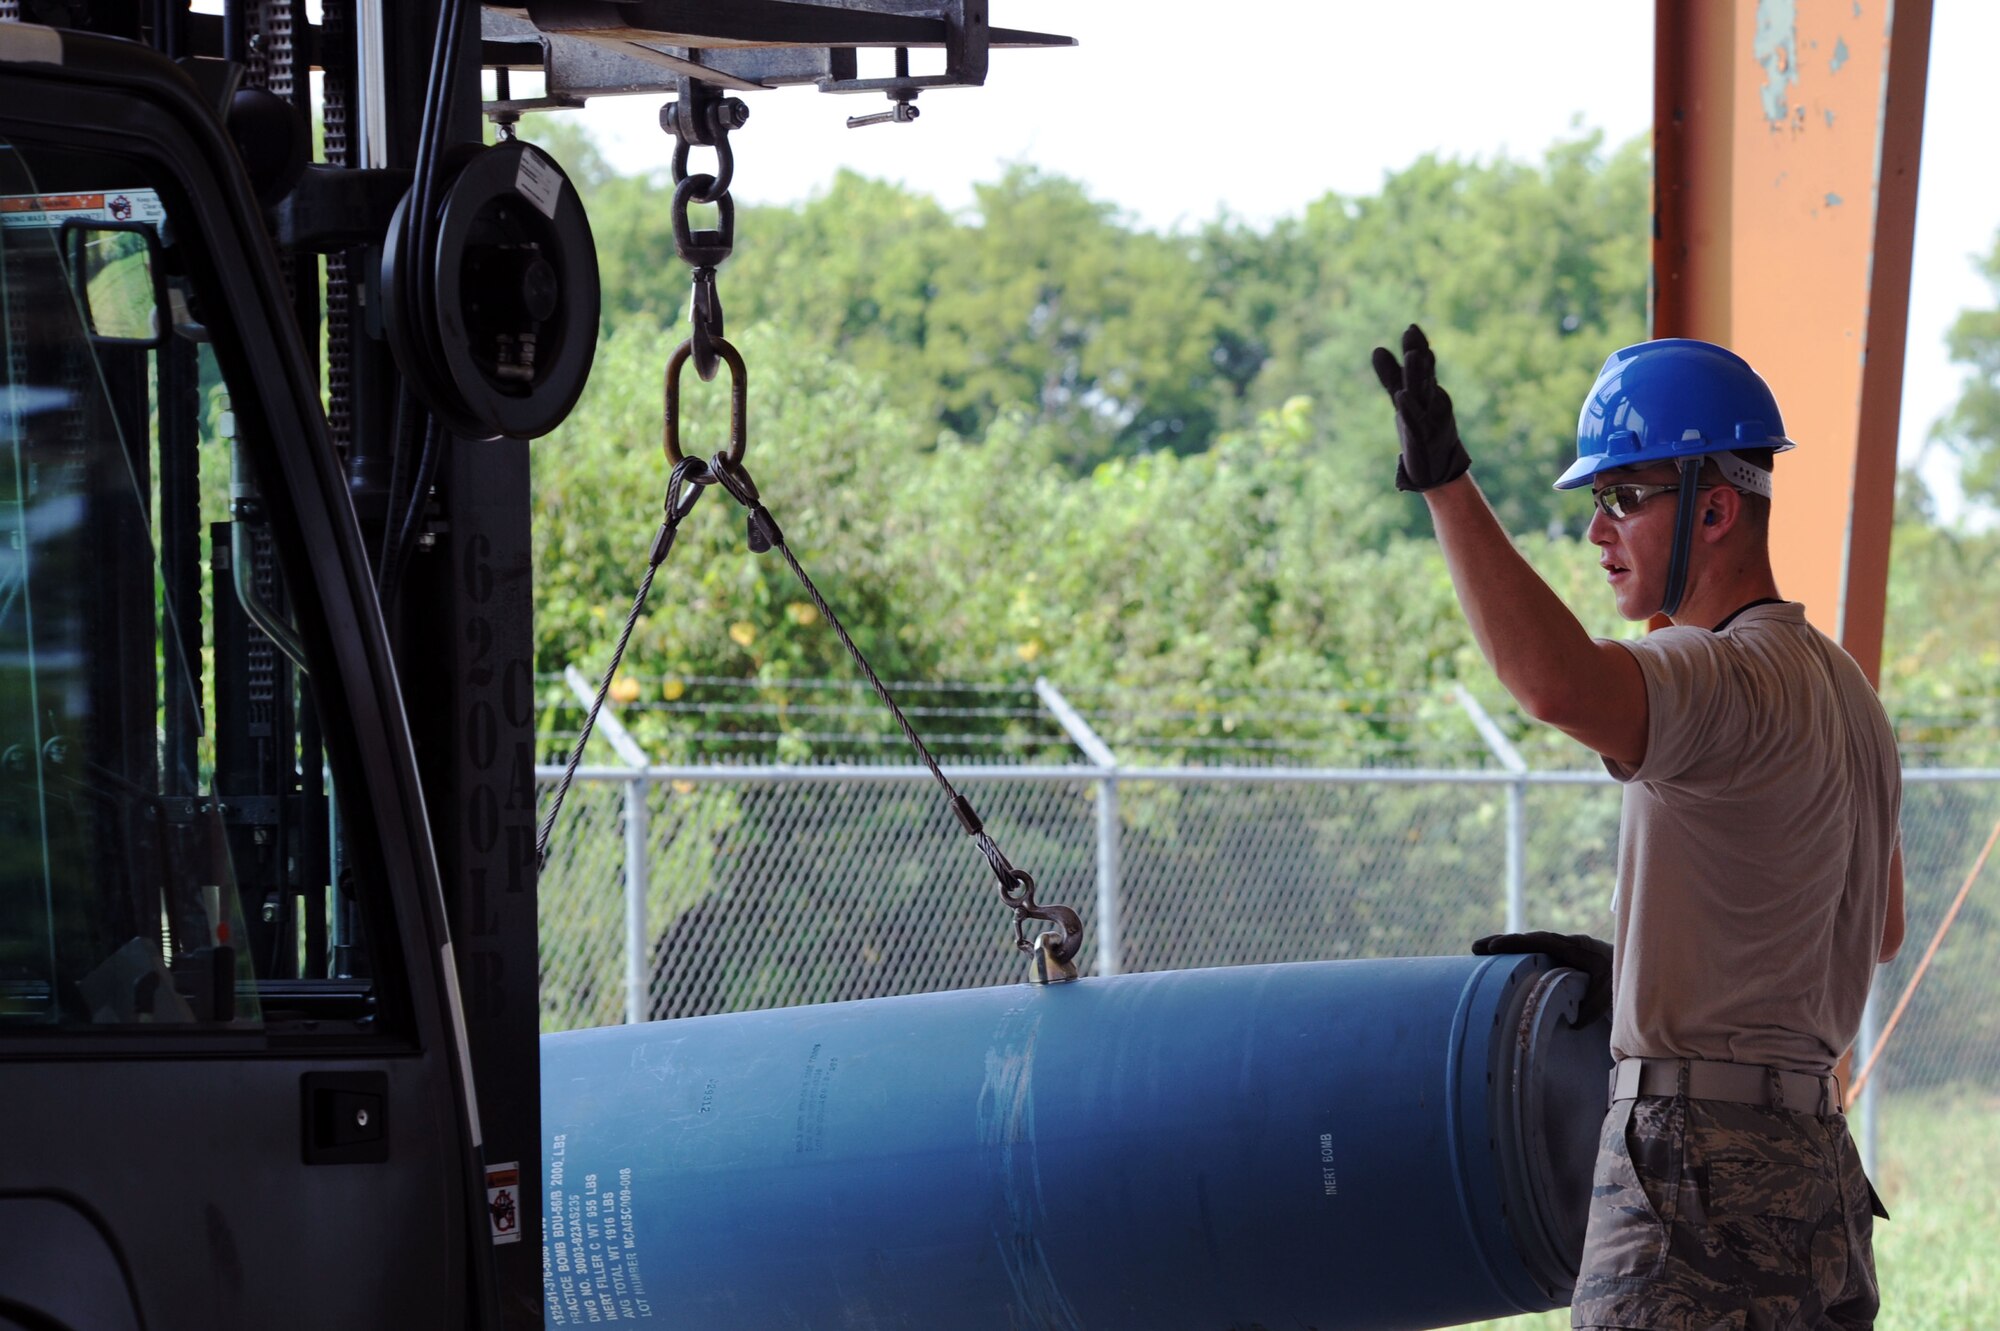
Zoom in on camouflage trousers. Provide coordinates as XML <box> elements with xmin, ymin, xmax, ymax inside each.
<box><xmin>1572</xmin><ymin>1093</ymin><xmax>1884</xmax><ymax>1330</ymax></box>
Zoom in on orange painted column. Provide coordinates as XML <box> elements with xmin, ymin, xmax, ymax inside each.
<box><xmin>1653</xmin><ymin>0</ymin><xmax>1932</xmax><ymax>683</ymax></box>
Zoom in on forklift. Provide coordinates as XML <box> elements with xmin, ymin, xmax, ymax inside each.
<box><xmin>0</xmin><ymin>4</ymin><xmax>1066</xmax><ymax>1326</ymax></box>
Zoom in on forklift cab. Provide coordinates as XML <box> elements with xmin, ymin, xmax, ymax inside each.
<box><xmin>0</xmin><ymin>31</ymin><xmax>496</xmax><ymax>1329</ymax></box>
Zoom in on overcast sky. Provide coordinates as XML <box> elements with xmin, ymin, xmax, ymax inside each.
<box><xmin>576</xmin><ymin>1</ymin><xmax>2000</xmax><ymax>516</ymax></box>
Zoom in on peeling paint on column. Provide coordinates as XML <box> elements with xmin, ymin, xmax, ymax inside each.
<box><xmin>1755</xmin><ymin>0</ymin><xmax>1800</xmax><ymax>126</ymax></box>
<box><xmin>1657</xmin><ymin>0</ymin><xmax>1923</xmax><ymax>662</ymax></box>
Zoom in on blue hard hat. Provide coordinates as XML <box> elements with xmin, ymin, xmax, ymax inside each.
<box><xmin>1554</xmin><ymin>338</ymin><xmax>1796</xmax><ymax>490</ymax></box>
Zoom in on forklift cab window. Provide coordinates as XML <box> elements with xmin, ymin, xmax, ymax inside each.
<box><xmin>0</xmin><ymin>140</ymin><xmax>376</xmax><ymax>1034</ymax></box>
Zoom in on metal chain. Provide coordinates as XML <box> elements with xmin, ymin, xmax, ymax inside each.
<box><xmin>535</xmin><ymin>460</ymin><xmax>708</xmax><ymax>871</ymax></box>
<box><xmin>664</xmin><ymin>84</ymin><xmax>747</xmax><ymax>385</ymax></box>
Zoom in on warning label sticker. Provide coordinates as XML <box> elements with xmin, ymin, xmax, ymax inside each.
<box><xmin>0</xmin><ymin>189</ymin><xmax>165</xmax><ymax>229</ymax></box>
<box><xmin>487</xmin><ymin>1161</ymin><xmax>523</xmax><ymax>1246</ymax></box>
<box><xmin>513</xmin><ymin>147</ymin><xmax>563</xmax><ymax>221</ymax></box>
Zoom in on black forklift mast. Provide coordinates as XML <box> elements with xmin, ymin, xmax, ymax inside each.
<box><xmin>0</xmin><ymin>4</ymin><xmax>1066</xmax><ymax>1326</ymax></box>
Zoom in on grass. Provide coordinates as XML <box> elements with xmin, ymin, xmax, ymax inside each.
<box><xmin>1448</xmin><ymin>1087</ymin><xmax>1999</xmax><ymax>1331</ymax></box>
<box><xmin>1872</xmin><ymin>1087</ymin><xmax>2000</xmax><ymax>1329</ymax></box>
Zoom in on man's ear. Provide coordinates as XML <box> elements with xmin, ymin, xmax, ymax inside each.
<box><xmin>1700</xmin><ymin>484</ymin><xmax>1743</xmax><ymax>540</ymax></box>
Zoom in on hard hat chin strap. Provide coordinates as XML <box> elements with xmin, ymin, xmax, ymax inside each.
<box><xmin>1660</xmin><ymin>457</ymin><xmax>1703</xmax><ymax>619</ymax></box>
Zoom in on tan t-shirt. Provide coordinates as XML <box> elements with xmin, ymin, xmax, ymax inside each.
<box><xmin>1603</xmin><ymin>601</ymin><xmax>1900</xmax><ymax>1074</ymax></box>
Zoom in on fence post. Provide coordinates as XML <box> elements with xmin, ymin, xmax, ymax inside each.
<box><xmin>1095</xmin><ymin>778</ymin><xmax>1123</xmax><ymax>974</ymax></box>
<box><xmin>1035</xmin><ymin>678</ymin><xmax>1124</xmax><ymax>975</ymax></box>
<box><xmin>565</xmin><ymin>666</ymin><xmax>655</xmax><ymax>1024</ymax></box>
<box><xmin>623</xmin><ymin>775</ymin><xmax>651</xmax><ymax>1024</ymax></box>
<box><xmin>1456</xmin><ymin>687</ymin><xmax>1529</xmax><ymax>932</ymax></box>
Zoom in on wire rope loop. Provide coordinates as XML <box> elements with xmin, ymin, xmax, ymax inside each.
<box><xmin>671</xmin><ymin>135</ymin><xmax>734</xmax><ymax>202</ymax></box>
<box><xmin>996</xmin><ymin>866</ymin><xmax>1035</xmax><ymax>906</ymax></box>
<box><xmin>706</xmin><ymin>449</ymin><xmax>763</xmax><ymax>509</ymax></box>
<box><xmin>670</xmin><ymin>175</ymin><xmax>735</xmax><ymax>268</ymax></box>
<box><xmin>664</xmin><ymin>456</ymin><xmax>709</xmax><ymax>521</ymax></box>
<box><xmin>662</xmin><ymin>336</ymin><xmax>747</xmax><ymax>468</ymax></box>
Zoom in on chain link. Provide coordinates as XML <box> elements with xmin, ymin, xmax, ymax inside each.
<box><xmin>663</xmin><ymin>337</ymin><xmax>746</xmax><ymax>469</ymax></box>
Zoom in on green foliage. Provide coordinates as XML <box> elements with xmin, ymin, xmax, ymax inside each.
<box><xmin>1935</xmin><ymin>226</ymin><xmax>2000</xmax><ymax>510</ymax></box>
<box><xmin>536</xmin><ymin>326</ymin><xmax>1548</xmax><ymax>727</ymax></box>
<box><xmin>560</xmin><ymin>133</ymin><xmax>1647</xmax><ymax>525</ymax></box>
<box><xmin>532</xmin><ymin>319</ymin><xmax>937</xmax><ymax>709</ymax></box>
<box><xmin>533</xmin><ymin>126</ymin><xmax>1999</xmax><ymax>765</ymax></box>
<box><xmin>723</xmin><ymin>167</ymin><xmax>1232</xmax><ymax>468</ymax></box>
<box><xmin>1880</xmin><ymin>521</ymin><xmax>2000</xmax><ymax>763</ymax></box>
<box><xmin>1240</xmin><ymin>134</ymin><xmax>1652</xmax><ymax>537</ymax></box>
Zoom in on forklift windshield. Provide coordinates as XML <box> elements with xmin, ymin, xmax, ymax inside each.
<box><xmin>0</xmin><ymin>139</ymin><xmax>371</xmax><ymax>1032</ymax></box>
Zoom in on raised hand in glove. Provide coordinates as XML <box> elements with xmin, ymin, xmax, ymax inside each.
<box><xmin>1372</xmin><ymin>324</ymin><xmax>1472</xmax><ymax>492</ymax></box>
<box><xmin>1472</xmin><ymin>931</ymin><xmax>1613</xmax><ymax>1027</ymax></box>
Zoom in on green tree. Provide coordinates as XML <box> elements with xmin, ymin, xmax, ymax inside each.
<box><xmin>1935</xmin><ymin>225</ymin><xmax>2000</xmax><ymax>509</ymax></box>
<box><xmin>1227</xmin><ymin>133</ymin><xmax>1651</xmax><ymax>538</ymax></box>
<box><xmin>514</xmin><ymin>114</ymin><xmax>616</xmax><ymax>194</ymax></box>
<box><xmin>570</xmin><ymin>164</ymin><xmax>1240</xmax><ymax>467</ymax></box>
<box><xmin>548</xmin><ymin>129</ymin><xmax>1648</xmax><ymax>513</ymax></box>
<box><xmin>1194</xmin><ymin>212</ymin><xmax>1318</xmax><ymax>416</ymax></box>
<box><xmin>532</xmin><ymin>319</ymin><xmax>942</xmax><ymax>706</ymax></box>
<box><xmin>729</xmin><ymin>167</ymin><xmax>1234</xmax><ymax>466</ymax></box>
<box><xmin>724</xmin><ymin>172</ymin><xmax>959</xmax><ymax>405</ymax></box>
<box><xmin>922</xmin><ymin>167</ymin><xmax>1228</xmax><ymax>462</ymax></box>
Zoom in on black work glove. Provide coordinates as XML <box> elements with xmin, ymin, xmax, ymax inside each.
<box><xmin>1371</xmin><ymin>324</ymin><xmax>1472</xmax><ymax>492</ymax></box>
<box><xmin>1472</xmin><ymin>931</ymin><xmax>1613</xmax><ymax>1026</ymax></box>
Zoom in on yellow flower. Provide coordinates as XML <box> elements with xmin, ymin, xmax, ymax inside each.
<box><xmin>1016</xmin><ymin>638</ymin><xmax>1044</xmax><ymax>663</ymax></box>
<box><xmin>786</xmin><ymin>601</ymin><xmax>819</xmax><ymax>626</ymax></box>
<box><xmin>661</xmin><ymin>677</ymin><xmax>686</xmax><ymax>701</ymax></box>
<box><xmin>729</xmin><ymin>621</ymin><xmax>757</xmax><ymax>647</ymax></box>
<box><xmin>610</xmin><ymin>676</ymin><xmax>641</xmax><ymax>704</ymax></box>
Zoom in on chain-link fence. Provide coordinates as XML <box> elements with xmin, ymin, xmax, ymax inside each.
<box><xmin>534</xmin><ymin>675</ymin><xmax>2000</xmax><ymax>1153</ymax></box>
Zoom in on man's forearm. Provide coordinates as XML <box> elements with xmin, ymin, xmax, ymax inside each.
<box><xmin>1373</xmin><ymin>328</ymin><xmax>1646</xmax><ymax>765</ymax></box>
<box><xmin>1422</xmin><ymin>475</ymin><xmax>1601</xmax><ymax>719</ymax></box>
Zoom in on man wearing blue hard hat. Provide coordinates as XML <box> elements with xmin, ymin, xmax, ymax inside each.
<box><xmin>1374</xmin><ymin>326</ymin><xmax>1904</xmax><ymax>1329</ymax></box>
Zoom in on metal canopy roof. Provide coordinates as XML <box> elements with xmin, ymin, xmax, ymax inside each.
<box><xmin>482</xmin><ymin>1</ymin><xmax>1073</xmax><ymax>106</ymax></box>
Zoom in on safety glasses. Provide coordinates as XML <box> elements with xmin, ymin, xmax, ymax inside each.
<box><xmin>1590</xmin><ymin>482</ymin><xmax>1721</xmax><ymax>521</ymax></box>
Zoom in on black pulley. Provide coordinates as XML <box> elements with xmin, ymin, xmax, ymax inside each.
<box><xmin>382</xmin><ymin>140</ymin><xmax>599</xmax><ymax>441</ymax></box>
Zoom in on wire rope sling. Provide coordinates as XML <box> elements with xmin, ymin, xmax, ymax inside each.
<box><xmin>534</xmin><ymin>83</ymin><xmax>1085</xmax><ymax>984</ymax></box>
